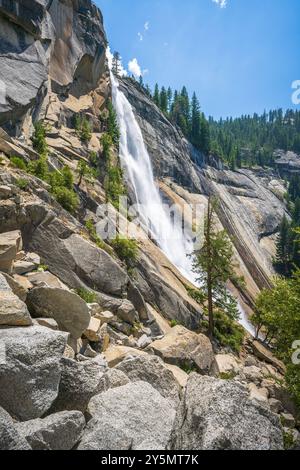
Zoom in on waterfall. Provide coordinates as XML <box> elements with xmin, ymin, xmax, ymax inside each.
<box><xmin>110</xmin><ymin>73</ymin><xmax>256</xmax><ymax>337</ymax></box>
<box><xmin>111</xmin><ymin>73</ymin><xmax>196</xmax><ymax>283</ymax></box>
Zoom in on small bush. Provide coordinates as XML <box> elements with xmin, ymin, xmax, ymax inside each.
<box><xmin>219</xmin><ymin>371</ymin><xmax>237</xmax><ymax>380</ymax></box>
<box><xmin>10</xmin><ymin>156</ymin><xmax>27</xmax><ymax>170</ymax></box>
<box><xmin>74</xmin><ymin>115</ymin><xmax>92</xmax><ymax>142</ymax></box>
<box><xmin>170</xmin><ymin>319</ymin><xmax>179</xmax><ymax>328</ymax></box>
<box><xmin>28</xmin><ymin>156</ymin><xmax>49</xmax><ymax>180</ymax></box>
<box><xmin>111</xmin><ymin>235</ymin><xmax>138</xmax><ymax>267</ymax></box>
<box><xmin>89</xmin><ymin>151</ymin><xmax>98</xmax><ymax>168</ymax></box>
<box><xmin>214</xmin><ymin>309</ymin><xmax>245</xmax><ymax>353</ymax></box>
<box><xmin>186</xmin><ymin>286</ymin><xmax>207</xmax><ymax>305</ymax></box>
<box><xmin>15</xmin><ymin>178</ymin><xmax>29</xmax><ymax>191</ymax></box>
<box><xmin>107</xmin><ymin>101</ymin><xmax>120</xmax><ymax>145</ymax></box>
<box><xmin>105</xmin><ymin>166</ymin><xmax>126</xmax><ymax>209</ymax></box>
<box><xmin>32</xmin><ymin>121</ymin><xmax>48</xmax><ymax>156</ymax></box>
<box><xmin>75</xmin><ymin>288</ymin><xmax>97</xmax><ymax>304</ymax></box>
<box><xmin>100</xmin><ymin>133</ymin><xmax>113</xmax><ymax>160</ymax></box>
<box><xmin>52</xmin><ymin>186</ymin><xmax>79</xmax><ymax>214</ymax></box>
<box><xmin>85</xmin><ymin>219</ymin><xmax>114</xmax><ymax>256</ymax></box>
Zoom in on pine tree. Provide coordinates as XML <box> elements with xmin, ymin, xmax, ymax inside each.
<box><xmin>160</xmin><ymin>86</ymin><xmax>168</xmax><ymax>114</ymax></box>
<box><xmin>192</xmin><ymin>197</ymin><xmax>238</xmax><ymax>338</ymax></box>
<box><xmin>274</xmin><ymin>215</ymin><xmax>292</xmax><ymax>276</ymax></box>
<box><xmin>153</xmin><ymin>84</ymin><xmax>160</xmax><ymax>107</ymax></box>
<box><xmin>199</xmin><ymin>115</ymin><xmax>210</xmax><ymax>155</ymax></box>
<box><xmin>112</xmin><ymin>51</ymin><xmax>121</xmax><ymax>76</ymax></box>
<box><xmin>190</xmin><ymin>92</ymin><xmax>201</xmax><ymax>147</ymax></box>
<box><xmin>167</xmin><ymin>87</ymin><xmax>173</xmax><ymax>113</ymax></box>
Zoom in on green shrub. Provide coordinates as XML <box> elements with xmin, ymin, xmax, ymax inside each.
<box><xmin>52</xmin><ymin>186</ymin><xmax>79</xmax><ymax>214</ymax></box>
<box><xmin>107</xmin><ymin>101</ymin><xmax>120</xmax><ymax>145</ymax></box>
<box><xmin>186</xmin><ymin>286</ymin><xmax>207</xmax><ymax>305</ymax></box>
<box><xmin>28</xmin><ymin>156</ymin><xmax>49</xmax><ymax>180</ymax></box>
<box><xmin>10</xmin><ymin>156</ymin><xmax>27</xmax><ymax>170</ymax></box>
<box><xmin>105</xmin><ymin>166</ymin><xmax>126</xmax><ymax>209</ymax></box>
<box><xmin>74</xmin><ymin>115</ymin><xmax>92</xmax><ymax>142</ymax></box>
<box><xmin>170</xmin><ymin>319</ymin><xmax>179</xmax><ymax>328</ymax></box>
<box><xmin>100</xmin><ymin>133</ymin><xmax>113</xmax><ymax>160</ymax></box>
<box><xmin>219</xmin><ymin>371</ymin><xmax>237</xmax><ymax>380</ymax></box>
<box><xmin>89</xmin><ymin>151</ymin><xmax>98</xmax><ymax>168</ymax></box>
<box><xmin>32</xmin><ymin>121</ymin><xmax>48</xmax><ymax>156</ymax></box>
<box><xmin>283</xmin><ymin>429</ymin><xmax>296</xmax><ymax>450</ymax></box>
<box><xmin>214</xmin><ymin>309</ymin><xmax>245</xmax><ymax>353</ymax></box>
<box><xmin>75</xmin><ymin>288</ymin><xmax>97</xmax><ymax>304</ymax></box>
<box><xmin>111</xmin><ymin>235</ymin><xmax>138</xmax><ymax>267</ymax></box>
<box><xmin>85</xmin><ymin>219</ymin><xmax>114</xmax><ymax>256</ymax></box>
<box><xmin>15</xmin><ymin>178</ymin><xmax>29</xmax><ymax>190</ymax></box>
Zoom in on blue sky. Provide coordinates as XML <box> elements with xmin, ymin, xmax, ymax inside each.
<box><xmin>96</xmin><ymin>0</ymin><xmax>300</xmax><ymax>119</ymax></box>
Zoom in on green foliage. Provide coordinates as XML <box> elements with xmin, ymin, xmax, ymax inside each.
<box><xmin>89</xmin><ymin>151</ymin><xmax>98</xmax><ymax>168</ymax></box>
<box><xmin>107</xmin><ymin>101</ymin><xmax>120</xmax><ymax>145</ymax></box>
<box><xmin>32</xmin><ymin>121</ymin><xmax>48</xmax><ymax>156</ymax></box>
<box><xmin>214</xmin><ymin>309</ymin><xmax>245</xmax><ymax>353</ymax></box>
<box><xmin>283</xmin><ymin>429</ymin><xmax>296</xmax><ymax>450</ymax></box>
<box><xmin>75</xmin><ymin>288</ymin><xmax>97</xmax><ymax>304</ymax></box>
<box><xmin>252</xmin><ymin>272</ymin><xmax>300</xmax><ymax>409</ymax></box>
<box><xmin>52</xmin><ymin>186</ymin><xmax>79</xmax><ymax>214</ymax></box>
<box><xmin>15</xmin><ymin>178</ymin><xmax>29</xmax><ymax>191</ymax></box>
<box><xmin>85</xmin><ymin>219</ymin><xmax>114</xmax><ymax>256</ymax></box>
<box><xmin>101</xmin><ymin>133</ymin><xmax>113</xmax><ymax>160</ymax></box>
<box><xmin>186</xmin><ymin>286</ymin><xmax>207</xmax><ymax>305</ymax></box>
<box><xmin>105</xmin><ymin>166</ymin><xmax>126</xmax><ymax>209</ymax></box>
<box><xmin>219</xmin><ymin>371</ymin><xmax>237</xmax><ymax>380</ymax></box>
<box><xmin>74</xmin><ymin>115</ymin><xmax>92</xmax><ymax>142</ymax></box>
<box><xmin>111</xmin><ymin>235</ymin><xmax>138</xmax><ymax>267</ymax></box>
<box><xmin>170</xmin><ymin>319</ymin><xmax>179</xmax><ymax>328</ymax></box>
<box><xmin>28</xmin><ymin>156</ymin><xmax>49</xmax><ymax>180</ymax></box>
<box><xmin>10</xmin><ymin>156</ymin><xmax>27</xmax><ymax>170</ymax></box>
<box><xmin>76</xmin><ymin>160</ymin><xmax>98</xmax><ymax>187</ymax></box>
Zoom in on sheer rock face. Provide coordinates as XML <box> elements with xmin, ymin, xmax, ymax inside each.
<box><xmin>0</xmin><ymin>0</ymin><xmax>107</xmax><ymax>132</ymax></box>
<box><xmin>120</xmin><ymin>78</ymin><xmax>288</xmax><ymax>293</ymax></box>
<box><xmin>169</xmin><ymin>374</ymin><xmax>284</xmax><ymax>450</ymax></box>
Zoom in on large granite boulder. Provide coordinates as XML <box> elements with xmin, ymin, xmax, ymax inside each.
<box><xmin>148</xmin><ymin>325</ymin><xmax>214</xmax><ymax>374</ymax></box>
<box><xmin>116</xmin><ymin>355</ymin><xmax>181</xmax><ymax>407</ymax></box>
<box><xmin>0</xmin><ymin>230</ymin><xmax>22</xmax><ymax>273</ymax></box>
<box><xmin>0</xmin><ymin>406</ymin><xmax>31</xmax><ymax>450</ymax></box>
<box><xmin>16</xmin><ymin>411</ymin><xmax>85</xmax><ymax>450</ymax></box>
<box><xmin>27</xmin><ymin>286</ymin><xmax>90</xmax><ymax>339</ymax></box>
<box><xmin>79</xmin><ymin>381</ymin><xmax>176</xmax><ymax>450</ymax></box>
<box><xmin>0</xmin><ymin>273</ymin><xmax>32</xmax><ymax>326</ymax></box>
<box><xmin>50</xmin><ymin>357</ymin><xmax>107</xmax><ymax>414</ymax></box>
<box><xmin>169</xmin><ymin>374</ymin><xmax>283</xmax><ymax>450</ymax></box>
<box><xmin>0</xmin><ymin>325</ymin><xmax>68</xmax><ymax>421</ymax></box>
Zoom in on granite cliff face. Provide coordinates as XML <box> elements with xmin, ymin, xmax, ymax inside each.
<box><xmin>120</xmin><ymin>78</ymin><xmax>288</xmax><ymax>298</ymax></box>
<box><xmin>0</xmin><ymin>0</ymin><xmax>106</xmax><ymax>134</ymax></box>
<box><xmin>0</xmin><ymin>0</ymin><xmax>297</xmax><ymax>452</ymax></box>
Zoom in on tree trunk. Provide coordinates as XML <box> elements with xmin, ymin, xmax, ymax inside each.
<box><xmin>207</xmin><ymin>276</ymin><xmax>214</xmax><ymax>339</ymax></box>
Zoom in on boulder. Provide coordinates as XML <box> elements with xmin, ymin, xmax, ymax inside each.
<box><xmin>242</xmin><ymin>366</ymin><xmax>263</xmax><ymax>385</ymax></box>
<box><xmin>87</xmin><ymin>303</ymin><xmax>102</xmax><ymax>317</ymax></box>
<box><xmin>103</xmin><ymin>345</ymin><xmax>148</xmax><ymax>368</ymax></box>
<box><xmin>137</xmin><ymin>334</ymin><xmax>152</xmax><ymax>349</ymax></box>
<box><xmin>15</xmin><ymin>411</ymin><xmax>85</xmax><ymax>450</ymax></box>
<box><xmin>0</xmin><ymin>326</ymin><xmax>68</xmax><ymax>421</ymax></box>
<box><xmin>36</xmin><ymin>318</ymin><xmax>59</xmax><ymax>331</ymax></box>
<box><xmin>148</xmin><ymin>325</ymin><xmax>214</xmax><ymax>374</ymax></box>
<box><xmin>27</xmin><ymin>287</ymin><xmax>90</xmax><ymax>339</ymax></box>
<box><xmin>79</xmin><ymin>381</ymin><xmax>176</xmax><ymax>450</ymax></box>
<box><xmin>0</xmin><ymin>273</ymin><xmax>32</xmax><ymax>326</ymax></box>
<box><xmin>281</xmin><ymin>413</ymin><xmax>296</xmax><ymax>429</ymax></box>
<box><xmin>252</xmin><ymin>341</ymin><xmax>286</xmax><ymax>374</ymax></box>
<box><xmin>97</xmin><ymin>369</ymin><xmax>130</xmax><ymax>393</ymax></box>
<box><xmin>26</xmin><ymin>271</ymin><xmax>68</xmax><ymax>289</ymax></box>
<box><xmin>29</xmin><ymin>228</ymin><xmax>128</xmax><ymax>296</ymax></box>
<box><xmin>93</xmin><ymin>310</ymin><xmax>115</xmax><ymax>324</ymax></box>
<box><xmin>117</xmin><ymin>300</ymin><xmax>138</xmax><ymax>325</ymax></box>
<box><xmin>269</xmin><ymin>398</ymin><xmax>284</xmax><ymax>414</ymax></box>
<box><xmin>169</xmin><ymin>374</ymin><xmax>283</xmax><ymax>450</ymax></box>
<box><xmin>50</xmin><ymin>357</ymin><xmax>107</xmax><ymax>413</ymax></box>
<box><xmin>0</xmin><ymin>272</ymin><xmax>31</xmax><ymax>302</ymax></box>
<box><xmin>116</xmin><ymin>355</ymin><xmax>181</xmax><ymax>407</ymax></box>
<box><xmin>0</xmin><ymin>406</ymin><xmax>31</xmax><ymax>450</ymax></box>
<box><xmin>164</xmin><ymin>364</ymin><xmax>189</xmax><ymax>388</ymax></box>
<box><xmin>13</xmin><ymin>260</ymin><xmax>36</xmax><ymax>275</ymax></box>
<box><xmin>0</xmin><ymin>185</ymin><xmax>12</xmax><ymax>199</ymax></box>
<box><xmin>248</xmin><ymin>383</ymin><xmax>269</xmax><ymax>405</ymax></box>
<box><xmin>0</xmin><ymin>230</ymin><xmax>22</xmax><ymax>273</ymax></box>
<box><xmin>84</xmin><ymin>317</ymin><xmax>101</xmax><ymax>342</ymax></box>
<box><xmin>213</xmin><ymin>354</ymin><xmax>241</xmax><ymax>376</ymax></box>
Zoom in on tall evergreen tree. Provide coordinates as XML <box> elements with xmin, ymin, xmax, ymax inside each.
<box><xmin>274</xmin><ymin>215</ymin><xmax>292</xmax><ymax>276</ymax></box>
<box><xmin>153</xmin><ymin>83</ymin><xmax>160</xmax><ymax>107</ymax></box>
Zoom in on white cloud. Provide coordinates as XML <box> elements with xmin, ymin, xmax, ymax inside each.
<box><xmin>128</xmin><ymin>58</ymin><xmax>142</xmax><ymax>78</ymax></box>
<box><xmin>144</xmin><ymin>21</ymin><xmax>150</xmax><ymax>31</ymax></box>
<box><xmin>106</xmin><ymin>46</ymin><xmax>128</xmax><ymax>77</ymax></box>
<box><xmin>137</xmin><ymin>32</ymin><xmax>143</xmax><ymax>41</ymax></box>
<box><xmin>212</xmin><ymin>0</ymin><xmax>227</xmax><ymax>8</ymax></box>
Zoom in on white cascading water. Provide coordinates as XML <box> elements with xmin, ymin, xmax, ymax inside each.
<box><xmin>111</xmin><ymin>72</ymin><xmax>256</xmax><ymax>337</ymax></box>
<box><xmin>111</xmin><ymin>72</ymin><xmax>196</xmax><ymax>284</ymax></box>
